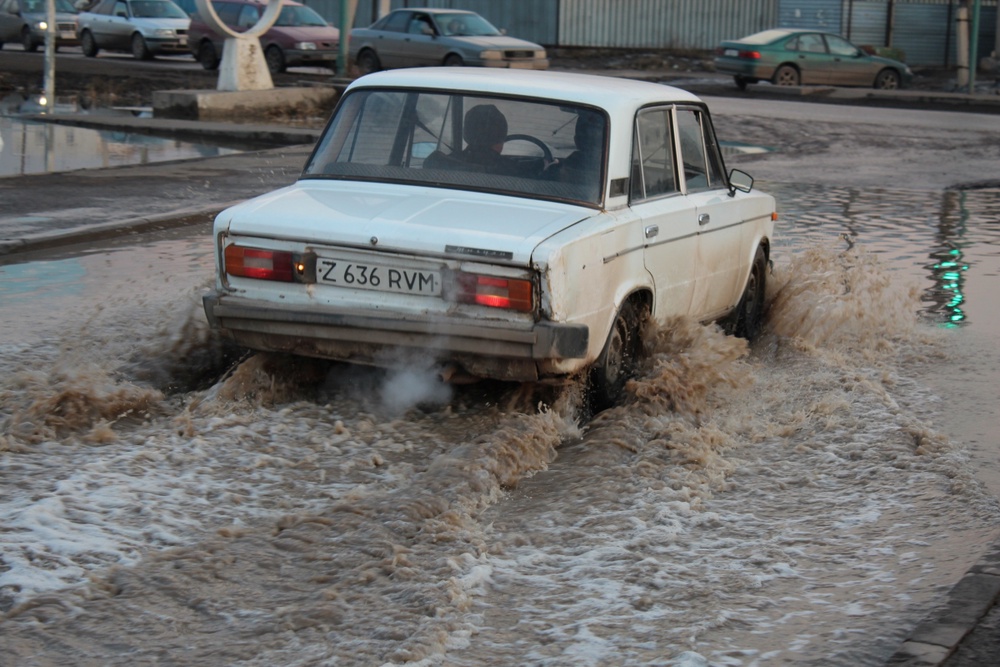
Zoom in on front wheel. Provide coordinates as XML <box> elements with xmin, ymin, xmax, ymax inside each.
<box><xmin>874</xmin><ymin>68</ymin><xmax>900</xmax><ymax>90</ymax></box>
<box><xmin>22</xmin><ymin>28</ymin><xmax>38</xmax><ymax>52</ymax></box>
<box><xmin>80</xmin><ymin>30</ymin><xmax>98</xmax><ymax>57</ymax></box>
<box><xmin>588</xmin><ymin>299</ymin><xmax>646</xmax><ymax>412</ymax></box>
<box><xmin>773</xmin><ymin>64</ymin><xmax>799</xmax><ymax>86</ymax></box>
<box><xmin>131</xmin><ymin>32</ymin><xmax>152</xmax><ymax>60</ymax></box>
<box><xmin>734</xmin><ymin>75</ymin><xmax>748</xmax><ymax>91</ymax></box>
<box><xmin>444</xmin><ymin>53</ymin><xmax>464</xmax><ymax>67</ymax></box>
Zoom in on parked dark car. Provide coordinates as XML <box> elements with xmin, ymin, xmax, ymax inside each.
<box><xmin>714</xmin><ymin>28</ymin><xmax>913</xmax><ymax>90</ymax></box>
<box><xmin>77</xmin><ymin>0</ymin><xmax>189</xmax><ymax>60</ymax></box>
<box><xmin>349</xmin><ymin>8</ymin><xmax>547</xmax><ymax>74</ymax></box>
<box><xmin>188</xmin><ymin>0</ymin><xmax>338</xmax><ymax>73</ymax></box>
<box><xmin>0</xmin><ymin>0</ymin><xmax>79</xmax><ymax>51</ymax></box>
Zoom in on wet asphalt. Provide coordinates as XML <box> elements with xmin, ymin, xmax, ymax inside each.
<box><xmin>0</xmin><ymin>70</ymin><xmax>999</xmax><ymax>667</ymax></box>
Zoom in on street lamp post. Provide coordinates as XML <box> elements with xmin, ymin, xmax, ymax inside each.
<box><xmin>43</xmin><ymin>0</ymin><xmax>56</xmax><ymax>112</ymax></box>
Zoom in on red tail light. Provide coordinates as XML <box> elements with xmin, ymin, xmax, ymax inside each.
<box><xmin>456</xmin><ymin>273</ymin><xmax>533</xmax><ymax>312</ymax></box>
<box><xmin>224</xmin><ymin>245</ymin><xmax>295</xmax><ymax>282</ymax></box>
<box><xmin>740</xmin><ymin>50</ymin><xmax>761</xmax><ymax>59</ymax></box>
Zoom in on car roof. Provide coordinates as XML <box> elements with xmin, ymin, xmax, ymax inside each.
<box><xmin>347</xmin><ymin>69</ymin><xmax>703</xmax><ymax>115</ymax></box>
<box><xmin>386</xmin><ymin>8</ymin><xmax>475</xmax><ymax>15</ymax></box>
<box><xmin>736</xmin><ymin>28</ymin><xmax>847</xmax><ymax>44</ymax></box>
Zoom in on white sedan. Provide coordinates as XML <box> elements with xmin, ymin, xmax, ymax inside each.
<box><xmin>203</xmin><ymin>69</ymin><xmax>776</xmax><ymax>408</ymax></box>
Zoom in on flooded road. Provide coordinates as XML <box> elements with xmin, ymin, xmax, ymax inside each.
<box><xmin>1</xmin><ymin>107</ymin><xmax>1000</xmax><ymax>664</ymax></box>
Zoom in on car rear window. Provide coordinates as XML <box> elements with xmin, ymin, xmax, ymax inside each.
<box><xmin>303</xmin><ymin>89</ymin><xmax>608</xmax><ymax>207</ymax></box>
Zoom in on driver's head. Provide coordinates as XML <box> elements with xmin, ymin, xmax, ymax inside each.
<box><xmin>464</xmin><ymin>104</ymin><xmax>508</xmax><ymax>151</ymax></box>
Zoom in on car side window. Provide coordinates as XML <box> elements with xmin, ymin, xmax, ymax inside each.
<box><xmin>381</xmin><ymin>11</ymin><xmax>409</xmax><ymax>33</ymax></box>
<box><xmin>407</xmin><ymin>14</ymin><xmax>433</xmax><ymax>35</ymax></box>
<box><xmin>797</xmin><ymin>33</ymin><xmax>826</xmax><ymax>54</ymax></box>
<box><xmin>825</xmin><ymin>34</ymin><xmax>859</xmax><ymax>57</ymax></box>
<box><xmin>675</xmin><ymin>108</ymin><xmax>725</xmax><ymax>191</ymax></box>
<box><xmin>215</xmin><ymin>1</ymin><xmax>241</xmax><ymax>25</ymax></box>
<box><xmin>630</xmin><ymin>108</ymin><xmax>677</xmax><ymax>202</ymax></box>
<box><xmin>236</xmin><ymin>5</ymin><xmax>257</xmax><ymax>28</ymax></box>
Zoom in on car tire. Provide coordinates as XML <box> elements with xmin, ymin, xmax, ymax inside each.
<box><xmin>444</xmin><ymin>53</ymin><xmax>464</xmax><ymax>67</ymax></box>
<box><xmin>773</xmin><ymin>64</ymin><xmax>799</xmax><ymax>86</ymax></box>
<box><xmin>727</xmin><ymin>245</ymin><xmax>768</xmax><ymax>341</ymax></box>
<box><xmin>356</xmin><ymin>49</ymin><xmax>381</xmax><ymax>75</ymax></box>
<box><xmin>734</xmin><ymin>75</ymin><xmax>748</xmax><ymax>91</ymax></box>
<box><xmin>588</xmin><ymin>298</ymin><xmax>647</xmax><ymax>413</ymax></box>
<box><xmin>22</xmin><ymin>28</ymin><xmax>38</xmax><ymax>53</ymax></box>
<box><xmin>80</xmin><ymin>30</ymin><xmax>98</xmax><ymax>57</ymax></box>
<box><xmin>874</xmin><ymin>68</ymin><xmax>901</xmax><ymax>90</ymax></box>
<box><xmin>131</xmin><ymin>32</ymin><xmax>152</xmax><ymax>60</ymax></box>
<box><xmin>198</xmin><ymin>40</ymin><xmax>219</xmax><ymax>70</ymax></box>
<box><xmin>265</xmin><ymin>45</ymin><xmax>285</xmax><ymax>74</ymax></box>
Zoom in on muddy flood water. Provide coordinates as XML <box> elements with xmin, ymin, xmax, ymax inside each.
<box><xmin>1</xmin><ymin>179</ymin><xmax>999</xmax><ymax>665</ymax></box>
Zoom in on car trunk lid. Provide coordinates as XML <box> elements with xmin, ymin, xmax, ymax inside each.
<box><xmin>221</xmin><ymin>180</ymin><xmax>593</xmax><ymax>266</ymax></box>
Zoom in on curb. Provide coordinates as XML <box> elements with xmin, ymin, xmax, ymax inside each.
<box><xmin>0</xmin><ymin>202</ymin><xmax>239</xmax><ymax>258</ymax></box>
<box><xmin>888</xmin><ymin>537</ymin><xmax>1000</xmax><ymax>666</ymax></box>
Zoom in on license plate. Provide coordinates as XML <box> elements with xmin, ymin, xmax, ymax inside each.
<box><xmin>724</xmin><ymin>48</ymin><xmax>738</xmax><ymax>57</ymax></box>
<box><xmin>317</xmin><ymin>257</ymin><xmax>441</xmax><ymax>296</ymax></box>
<box><xmin>178</xmin><ymin>37</ymin><xmax>187</xmax><ymax>46</ymax></box>
<box><xmin>60</xmin><ymin>31</ymin><xmax>75</xmax><ymax>39</ymax></box>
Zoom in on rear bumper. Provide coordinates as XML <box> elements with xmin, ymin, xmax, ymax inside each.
<box><xmin>203</xmin><ymin>292</ymin><xmax>588</xmax><ymax>381</ymax></box>
<box><xmin>713</xmin><ymin>58</ymin><xmax>768</xmax><ymax>79</ymax></box>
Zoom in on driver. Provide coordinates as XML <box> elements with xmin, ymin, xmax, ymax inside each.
<box><xmin>460</xmin><ymin>104</ymin><xmax>520</xmax><ymax>176</ymax></box>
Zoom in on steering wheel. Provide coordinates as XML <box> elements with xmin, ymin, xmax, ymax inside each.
<box><xmin>504</xmin><ymin>133</ymin><xmax>553</xmax><ymax>163</ymax></box>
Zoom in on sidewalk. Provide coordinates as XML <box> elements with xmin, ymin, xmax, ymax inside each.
<box><xmin>0</xmin><ymin>129</ymin><xmax>317</xmax><ymax>256</ymax></box>
<box><xmin>1</xmin><ymin>69</ymin><xmax>1000</xmax><ymax>664</ymax></box>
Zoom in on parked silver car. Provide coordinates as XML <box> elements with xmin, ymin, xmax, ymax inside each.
<box><xmin>0</xmin><ymin>0</ymin><xmax>79</xmax><ymax>51</ymax></box>
<box><xmin>77</xmin><ymin>0</ymin><xmax>189</xmax><ymax>59</ymax></box>
<box><xmin>349</xmin><ymin>8</ymin><xmax>547</xmax><ymax>75</ymax></box>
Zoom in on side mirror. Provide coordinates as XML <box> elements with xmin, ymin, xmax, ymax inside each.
<box><xmin>728</xmin><ymin>169</ymin><xmax>753</xmax><ymax>196</ymax></box>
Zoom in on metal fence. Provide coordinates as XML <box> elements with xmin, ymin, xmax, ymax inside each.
<box><xmin>305</xmin><ymin>0</ymin><xmax>997</xmax><ymax>68</ymax></box>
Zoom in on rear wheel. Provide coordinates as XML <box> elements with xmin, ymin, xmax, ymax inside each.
<box><xmin>197</xmin><ymin>40</ymin><xmax>219</xmax><ymax>70</ymax></box>
<box><xmin>356</xmin><ymin>49</ymin><xmax>381</xmax><ymax>75</ymax></box>
<box><xmin>265</xmin><ymin>45</ymin><xmax>286</xmax><ymax>74</ymax></box>
<box><xmin>588</xmin><ymin>299</ymin><xmax>646</xmax><ymax>412</ymax></box>
<box><xmin>131</xmin><ymin>32</ymin><xmax>152</xmax><ymax>60</ymax></box>
<box><xmin>874</xmin><ymin>68</ymin><xmax>900</xmax><ymax>90</ymax></box>
<box><xmin>773</xmin><ymin>64</ymin><xmax>799</xmax><ymax>86</ymax></box>
<box><xmin>734</xmin><ymin>75</ymin><xmax>748</xmax><ymax>90</ymax></box>
<box><xmin>22</xmin><ymin>28</ymin><xmax>37</xmax><ymax>52</ymax></box>
<box><xmin>80</xmin><ymin>30</ymin><xmax>98</xmax><ymax>57</ymax></box>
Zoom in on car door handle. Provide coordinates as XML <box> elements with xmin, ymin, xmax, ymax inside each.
<box><xmin>644</xmin><ymin>225</ymin><xmax>659</xmax><ymax>239</ymax></box>
<box><xmin>698</xmin><ymin>213</ymin><xmax>711</xmax><ymax>226</ymax></box>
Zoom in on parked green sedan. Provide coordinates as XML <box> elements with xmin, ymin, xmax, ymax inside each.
<box><xmin>714</xmin><ymin>28</ymin><xmax>912</xmax><ymax>90</ymax></box>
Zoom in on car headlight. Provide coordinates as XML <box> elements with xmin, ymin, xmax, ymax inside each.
<box><xmin>535</xmin><ymin>50</ymin><xmax>547</xmax><ymax>58</ymax></box>
<box><xmin>294</xmin><ymin>42</ymin><xmax>317</xmax><ymax>50</ymax></box>
<box><xmin>479</xmin><ymin>50</ymin><xmax>502</xmax><ymax>60</ymax></box>
<box><xmin>152</xmin><ymin>28</ymin><xmax>174</xmax><ymax>37</ymax></box>
<box><xmin>34</xmin><ymin>20</ymin><xmax>48</xmax><ymax>30</ymax></box>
